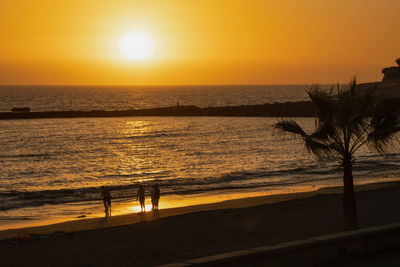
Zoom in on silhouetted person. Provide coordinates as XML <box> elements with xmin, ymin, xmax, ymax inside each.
<box><xmin>136</xmin><ymin>184</ymin><xmax>145</xmax><ymax>212</ymax></box>
<box><xmin>150</xmin><ymin>184</ymin><xmax>160</xmax><ymax>211</ymax></box>
<box><xmin>100</xmin><ymin>186</ymin><xmax>111</xmax><ymax>216</ymax></box>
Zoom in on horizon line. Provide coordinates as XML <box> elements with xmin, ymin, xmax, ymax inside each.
<box><xmin>0</xmin><ymin>81</ymin><xmax>378</xmax><ymax>87</ymax></box>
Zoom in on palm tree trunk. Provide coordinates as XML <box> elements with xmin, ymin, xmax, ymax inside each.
<box><xmin>342</xmin><ymin>155</ymin><xmax>358</xmax><ymax>230</ymax></box>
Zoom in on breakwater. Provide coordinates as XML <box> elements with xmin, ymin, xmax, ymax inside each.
<box><xmin>0</xmin><ymin>101</ymin><xmax>316</xmax><ymax>120</ymax></box>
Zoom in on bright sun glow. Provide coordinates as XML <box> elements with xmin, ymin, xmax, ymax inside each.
<box><xmin>118</xmin><ymin>30</ymin><xmax>155</xmax><ymax>61</ymax></box>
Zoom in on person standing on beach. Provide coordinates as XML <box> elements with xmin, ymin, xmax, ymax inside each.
<box><xmin>150</xmin><ymin>184</ymin><xmax>160</xmax><ymax>211</ymax></box>
<box><xmin>100</xmin><ymin>186</ymin><xmax>111</xmax><ymax>216</ymax></box>
<box><xmin>136</xmin><ymin>184</ymin><xmax>146</xmax><ymax>212</ymax></box>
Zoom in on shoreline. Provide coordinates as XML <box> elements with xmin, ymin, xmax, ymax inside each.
<box><xmin>1</xmin><ymin>180</ymin><xmax>398</xmax><ymax>241</ymax></box>
<box><xmin>2</xmin><ymin>180</ymin><xmax>400</xmax><ymax>266</ymax></box>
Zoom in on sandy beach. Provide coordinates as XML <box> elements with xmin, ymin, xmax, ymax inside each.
<box><xmin>1</xmin><ymin>181</ymin><xmax>400</xmax><ymax>266</ymax></box>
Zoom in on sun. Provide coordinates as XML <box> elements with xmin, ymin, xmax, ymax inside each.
<box><xmin>118</xmin><ymin>30</ymin><xmax>155</xmax><ymax>61</ymax></box>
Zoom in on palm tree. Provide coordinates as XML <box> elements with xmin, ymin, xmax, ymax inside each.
<box><xmin>273</xmin><ymin>77</ymin><xmax>400</xmax><ymax>230</ymax></box>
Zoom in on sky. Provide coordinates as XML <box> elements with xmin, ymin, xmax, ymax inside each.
<box><xmin>1</xmin><ymin>0</ymin><xmax>399</xmax><ymax>85</ymax></box>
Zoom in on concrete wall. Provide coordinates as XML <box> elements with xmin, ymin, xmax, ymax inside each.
<box><xmin>158</xmin><ymin>222</ymin><xmax>400</xmax><ymax>267</ymax></box>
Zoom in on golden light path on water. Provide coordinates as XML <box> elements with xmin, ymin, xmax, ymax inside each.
<box><xmin>1</xmin><ymin>117</ymin><xmax>400</xmax><ymax>231</ymax></box>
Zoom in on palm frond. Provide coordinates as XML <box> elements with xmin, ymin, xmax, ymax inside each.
<box><xmin>355</xmin><ymin>86</ymin><xmax>375</xmax><ymax>110</ymax></box>
<box><xmin>367</xmin><ymin>100</ymin><xmax>400</xmax><ymax>153</ymax></box>
<box><xmin>336</xmin><ymin>81</ymin><xmax>375</xmax><ymax>134</ymax></box>
<box><xmin>311</xmin><ymin>118</ymin><xmax>338</xmax><ymax>141</ymax></box>
<box><xmin>350</xmin><ymin>75</ymin><xmax>357</xmax><ymax>98</ymax></box>
<box><xmin>306</xmin><ymin>84</ymin><xmax>337</xmax><ymax>121</ymax></box>
<box><xmin>367</xmin><ymin>127</ymin><xmax>400</xmax><ymax>153</ymax></box>
<box><xmin>273</xmin><ymin>119</ymin><xmax>340</xmax><ymax>159</ymax></box>
<box><xmin>335</xmin><ymin>94</ymin><xmax>354</xmax><ymax>128</ymax></box>
<box><xmin>304</xmin><ymin>136</ymin><xmax>337</xmax><ymax>159</ymax></box>
<box><xmin>273</xmin><ymin>119</ymin><xmax>307</xmax><ymax>138</ymax></box>
<box><xmin>273</xmin><ymin>77</ymin><xmax>400</xmax><ymax>165</ymax></box>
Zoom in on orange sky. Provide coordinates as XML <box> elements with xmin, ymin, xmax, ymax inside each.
<box><xmin>1</xmin><ymin>0</ymin><xmax>399</xmax><ymax>85</ymax></box>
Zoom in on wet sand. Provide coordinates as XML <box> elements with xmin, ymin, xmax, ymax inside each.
<box><xmin>1</xmin><ymin>182</ymin><xmax>400</xmax><ymax>266</ymax></box>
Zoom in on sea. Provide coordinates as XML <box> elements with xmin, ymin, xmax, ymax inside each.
<box><xmin>1</xmin><ymin>85</ymin><xmax>400</xmax><ymax>229</ymax></box>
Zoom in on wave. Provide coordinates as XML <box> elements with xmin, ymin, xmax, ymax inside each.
<box><xmin>0</xmin><ymin>216</ymin><xmax>36</xmax><ymax>221</ymax></box>
<box><xmin>1</xmin><ymin>157</ymin><xmax>399</xmax><ymax>211</ymax></box>
<box><xmin>0</xmin><ymin>166</ymin><xmax>338</xmax><ymax>211</ymax></box>
<box><xmin>0</xmin><ymin>153</ymin><xmax>52</xmax><ymax>159</ymax></box>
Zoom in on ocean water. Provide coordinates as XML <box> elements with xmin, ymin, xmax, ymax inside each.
<box><xmin>1</xmin><ymin>85</ymin><xmax>400</xmax><ymax>229</ymax></box>
<box><xmin>1</xmin><ymin>116</ymin><xmax>400</xmax><ymax>228</ymax></box>
<box><xmin>0</xmin><ymin>85</ymin><xmax>309</xmax><ymax>112</ymax></box>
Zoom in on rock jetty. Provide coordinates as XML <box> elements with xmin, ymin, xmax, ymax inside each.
<box><xmin>0</xmin><ymin>101</ymin><xmax>316</xmax><ymax>120</ymax></box>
